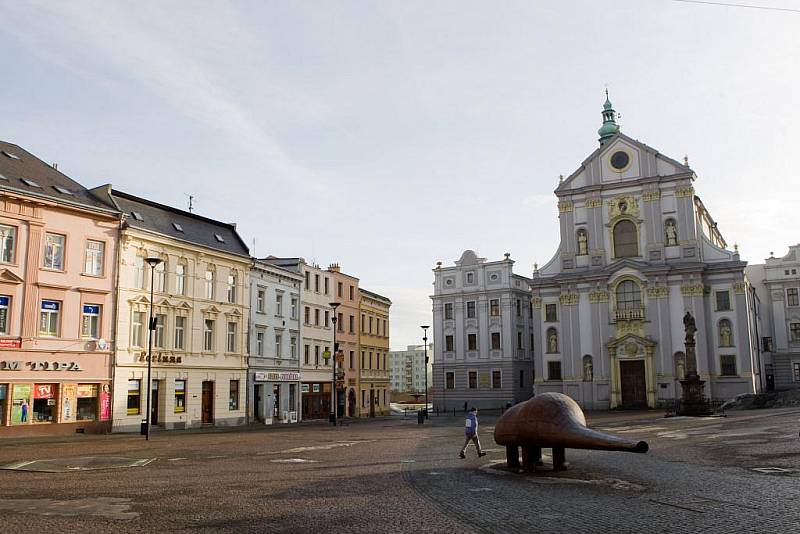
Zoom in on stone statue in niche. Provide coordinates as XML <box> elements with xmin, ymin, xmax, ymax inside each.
<box><xmin>665</xmin><ymin>219</ymin><xmax>678</xmax><ymax>246</ymax></box>
<box><xmin>619</xmin><ymin>199</ymin><xmax>628</xmax><ymax>213</ymax></box>
<box><xmin>676</xmin><ymin>356</ymin><xmax>685</xmax><ymax>380</ymax></box>
<box><xmin>548</xmin><ymin>331</ymin><xmax>558</xmax><ymax>353</ymax></box>
<box><xmin>577</xmin><ymin>229</ymin><xmax>588</xmax><ymax>256</ymax></box>
<box><xmin>582</xmin><ymin>357</ymin><xmax>593</xmax><ymax>382</ymax></box>
<box><xmin>719</xmin><ymin>322</ymin><xmax>732</xmax><ymax>347</ymax></box>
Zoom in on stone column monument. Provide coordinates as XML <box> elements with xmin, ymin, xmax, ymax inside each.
<box><xmin>678</xmin><ymin>311</ymin><xmax>711</xmax><ymax>415</ymax></box>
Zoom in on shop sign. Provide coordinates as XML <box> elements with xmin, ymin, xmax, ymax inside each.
<box><xmin>301</xmin><ymin>384</ymin><xmax>310</xmax><ymax>393</ymax></box>
<box><xmin>312</xmin><ymin>384</ymin><xmax>320</xmax><ymax>393</ymax></box>
<box><xmin>62</xmin><ymin>384</ymin><xmax>77</xmax><ymax>423</ymax></box>
<box><xmin>10</xmin><ymin>383</ymin><xmax>31</xmax><ymax>425</ymax></box>
<box><xmin>254</xmin><ymin>371</ymin><xmax>300</xmax><ymax>382</ymax></box>
<box><xmin>137</xmin><ymin>353</ymin><xmax>183</xmax><ymax>364</ymax></box>
<box><xmin>34</xmin><ymin>384</ymin><xmax>56</xmax><ymax>399</ymax></box>
<box><xmin>0</xmin><ymin>338</ymin><xmax>21</xmax><ymax>349</ymax></box>
<box><xmin>77</xmin><ymin>384</ymin><xmax>98</xmax><ymax>398</ymax></box>
<box><xmin>100</xmin><ymin>385</ymin><xmax>111</xmax><ymax>420</ymax></box>
<box><xmin>0</xmin><ymin>360</ymin><xmax>83</xmax><ymax>371</ymax></box>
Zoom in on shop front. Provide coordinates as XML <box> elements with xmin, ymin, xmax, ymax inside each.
<box><xmin>301</xmin><ymin>381</ymin><xmax>332</xmax><ymax>420</ymax></box>
<box><xmin>0</xmin><ymin>354</ymin><xmax>112</xmax><ymax>435</ymax></box>
<box><xmin>251</xmin><ymin>370</ymin><xmax>300</xmax><ymax>424</ymax></box>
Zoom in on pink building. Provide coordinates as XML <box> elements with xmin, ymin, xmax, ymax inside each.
<box><xmin>0</xmin><ymin>142</ymin><xmax>119</xmax><ymax>436</ymax></box>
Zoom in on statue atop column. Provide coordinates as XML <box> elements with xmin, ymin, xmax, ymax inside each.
<box><xmin>678</xmin><ymin>310</ymin><xmax>710</xmax><ymax>415</ymax></box>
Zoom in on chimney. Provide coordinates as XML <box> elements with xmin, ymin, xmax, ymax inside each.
<box><xmin>328</xmin><ymin>263</ymin><xmax>340</xmax><ymax>273</ymax></box>
<box><xmin>52</xmin><ymin>163</ymin><xmax>58</xmax><ymax>170</ymax></box>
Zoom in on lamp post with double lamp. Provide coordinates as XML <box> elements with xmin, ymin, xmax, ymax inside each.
<box><xmin>328</xmin><ymin>301</ymin><xmax>341</xmax><ymax>426</ymax></box>
<box><xmin>144</xmin><ymin>256</ymin><xmax>163</xmax><ymax>441</ymax></box>
<box><xmin>421</xmin><ymin>325</ymin><xmax>429</xmax><ymax>419</ymax></box>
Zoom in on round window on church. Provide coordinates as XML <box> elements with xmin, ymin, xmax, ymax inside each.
<box><xmin>610</xmin><ymin>150</ymin><xmax>630</xmax><ymax>170</ymax></box>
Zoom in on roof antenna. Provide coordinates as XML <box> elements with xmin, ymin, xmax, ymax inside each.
<box><xmin>185</xmin><ymin>194</ymin><xmax>194</xmax><ymax>213</ymax></box>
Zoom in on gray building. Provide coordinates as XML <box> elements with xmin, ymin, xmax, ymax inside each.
<box><xmin>747</xmin><ymin>246</ymin><xmax>800</xmax><ymax>391</ymax></box>
<box><xmin>248</xmin><ymin>258</ymin><xmax>303</xmax><ymax>424</ymax></box>
<box><xmin>531</xmin><ymin>96</ymin><xmax>757</xmax><ymax>409</ymax></box>
<box><xmin>389</xmin><ymin>344</ymin><xmax>432</xmax><ymax>394</ymax></box>
<box><xmin>431</xmin><ymin>250</ymin><xmax>534</xmax><ymax>411</ymax></box>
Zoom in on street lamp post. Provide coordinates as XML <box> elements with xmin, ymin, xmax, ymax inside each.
<box><xmin>421</xmin><ymin>325</ymin><xmax>429</xmax><ymax>420</ymax></box>
<box><xmin>144</xmin><ymin>256</ymin><xmax>163</xmax><ymax>441</ymax></box>
<box><xmin>329</xmin><ymin>301</ymin><xmax>341</xmax><ymax>426</ymax></box>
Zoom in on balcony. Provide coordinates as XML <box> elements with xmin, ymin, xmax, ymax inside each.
<box><xmin>614</xmin><ymin>308</ymin><xmax>645</xmax><ymax>322</ymax></box>
<box><xmin>360</xmin><ymin>369</ymin><xmax>390</xmax><ymax>381</ymax></box>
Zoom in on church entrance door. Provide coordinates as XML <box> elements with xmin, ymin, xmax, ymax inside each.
<box><xmin>620</xmin><ymin>360</ymin><xmax>647</xmax><ymax>408</ymax></box>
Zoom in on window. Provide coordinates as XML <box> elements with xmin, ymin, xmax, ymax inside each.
<box><xmin>793</xmin><ymin>362</ymin><xmax>800</xmax><ymax>382</ymax></box>
<box><xmin>304</xmin><ymin>344</ymin><xmax>310</xmax><ymax>364</ymax></box>
<box><xmin>204</xmin><ymin>319</ymin><xmax>214</xmax><ymax>351</ymax></box>
<box><xmin>314</xmin><ymin>308</ymin><xmax>320</xmax><ymax>326</ymax></box>
<box><xmin>468</xmin><ymin>371</ymin><xmax>477</xmax><ymax>389</ymax></box>
<box><xmin>445</xmin><ymin>335</ymin><xmax>454</xmax><ymax>352</ymax></box>
<box><xmin>154</xmin><ymin>314</ymin><xmax>166</xmax><ymax>348</ymax></box>
<box><xmin>304</xmin><ymin>271</ymin><xmax>310</xmax><ymax>289</ymax></box>
<box><xmin>227</xmin><ymin>274</ymin><xmax>236</xmax><ymax>303</ymax></box>
<box><xmin>172</xmin><ymin>222</ymin><xmax>183</xmax><ymax>232</ymax></box>
<box><xmin>337</xmin><ymin>312</ymin><xmax>343</xmax><ymax>332</ymax></box>
<box><xmin>715</xmin><ymin>290</ymin><xmax>731</xmax><ymax>311</ymax></box>
<box><xmin>361</xmin><ymin>351</ymin><xmax>365</xmax><ymax>369</ymax></box>
<box><xmin>175</xmin><ymin>264</ymin><xmax>185</xmax><ymax>295</ymax></box>
<box><xmin>174</xmin><ymin>316</ymin><xmax>185</xmax><ymax>350</ymax></box>
<box><xmin>787</xmin><ymin>288</ymin><xmax>799</xmax><ymax>307</ymax></box>
<box><xmin>314</xmin><ymin>274</ymin><xmax>320</xmax><ymax>292</ymax></box>
<box><xmin>467</xmin><ymin>301</ymin><xmax>476</xmax><ymax>319</ymax></box>
<box><xmin>315</xmin><ymin>346</ymin><xmax>320</xmax><ymax>366</ymax></box>
<box><xmin>214</xmin><ymin>233</ymin><xmax>225</xmax><ymax>243</ymax></box>
<box><xmin>324</xmin><ymin>310</ymin><xmax>329</xmax><ymax>327</ymax></box>
<box><xmin>229</xmin><ymin>380</ymin><xmax>239</xmax><ymax>410</ymax></box>
<box><xmin>547</xmin><ymin>361</ymin><xmax>562</xmax><ymax>381</ymax></box>
<box><xmin>127</xmin><ymin>380</ymin><xmax>141</xmax><ymax>415</ymax></box>
<box><xmin>0</xmin><ymin>295</ymin><xmax>9</xmax><ymax>334</ymax></box>
<box><xmin>466</xmin><ymin>272</ymin><xmax>474</xmax><ymax>284</ymax></box>
<box><xmin>305</xmin><ymin>306</ymin><xmax>310</xmax><ymax>324</ymax></box>
<box><xmin>468</xmin><ymin>333</ymin><xmax>477</xmax><ymax>351</ymax></box>
<box><xmin>491</xmin><ymin>332</ymin><xmax>501</xmax><ymax>350</ymax></box>
<box><xmin>39</xmin><ymin>300</ymin><xmax>60</xmax><ymax>337</ymax></box>
<box><xmin>791</xmin><ymin>323</ymin><xmax>800</xmax><ymax>342</ymax></box>
<box><xmin>291</xmin><ymin>337</ymin><xmax>297</xmax><ymax>360</ymax></box>
<box><xmin>338</xmin><ymin>281</ymin><xmax>343</xmax><ymax>297</ymax></box>
<box><xmin>154</xmin><ymin>261</ymin><xmax>166</xmax><ymax>292</ymax></box>
<box><xmin>76</xmin><ymin>384</ymin><xmax>97</xmax><ymax>421</ymax></box>
<box><xmin>349</xmin><ymin>351</ymin><xmax>354</xmax><ymax>369</ymax></box>
<box><xmin>81</xmin><ymin>240</ymin><xmax>105</xmax><ymax>276</ymax></box>
<box><xmin>349</xmin><ymin>315</ymin><xmax>355</xmax><ymax>334</ymax></box>
<box><xmin>81</xmin><ymin>305</ymin><xmax>100</xmax><ymax>339</ymax></box>
<box><xmin>369</xmin><ymin>316</ymin><xmax>373</xmax><ymax>333</ymax></box>
<box><xmin>718</xmin><ymin>319</ymin><xmax>734</xmax><ymax>347</ymax></box>
<box><xmin>613</xmin><ymin>220</ymin><xmax>638</xmax><ymax>257</ymax></box>
<box><xmin>490</xmin><ymin>299</ymin><xmax>500</xmax><ymax>317</ymax></box>
<box><xmin>174</xmin><ymin>380</ymin><xmax>186</xmax><ymax>413</ymax></box>
<box><xmin>204</xmin><ymin>270</ymin><xmax>214</xmax><ymax>299</ymax></box>
<box><xmin>227</xmin><ymin>322</ymin><xmax>236</xmax><ymax>352</ymax></box>
<box><xmin>516</xmin><ymin>299</ymin><xmax>521</xmax><ymax>317</ymax></box>
<box><xmin>546</xmin><ymin>327</ymin><xmax>558</xmax><ymax>353</ymax></box>
<box><xmin>132</xmin><ymin>311</ymin><xmax>144</xmax><ymax>347</ymax></box>
<box><xmin>257</xmin><ymin>289</ymin><xmax>265</xmax><ymax>313</ymax></box>
<box><xmin>276</xmin><ymin>294</ymin><xmax>284</xmax><ymax>316</ymax></box>
<box><xmin>349</xmin><ymin>286</ymin><xmax>354</xmax><ymax>300</ymax></box>
<box><xmin>134</xmin><ymin>256</ymin><xmax>145</xmax><ymax>289</ymax></box>
<box><xmin>519</xmin><ymin>370</ymin><xmax>524</xmax><ymax>388</ymax></box>
<box><xmin>517</xmin><ymin>331</ymin><xmax>523</xmax><ymax>350</ymax></box>
<box><xmin>361</xmin><ymin>314</ymin><xmax>365</xmax><ymax>332</ymax></box>
<box><xmin>616</xmin><ymin>280</ymin><xmax>642</xmax><ymax>310</ymax></box>
<box><xmin>444</xmin><ymin>303</ymin><xmax>453</xmax><ymax>320</ymax></box>
<box><xmin>545</xmin><ymin>304</ymin><xmax>558</xmax><ymax>322</ymax></box>
<box><xmin>720</xmin><ymin>355</ymin><xmax>737</xmax><ymax>376</ymax></box>
<box><xmin>324</xmin><ymin>277</ymin><xmax>329</xmax><ymax>295</ymax></box>
<box><xmin>291</xmin><ymin>297</ymin><xmax>298</xmax><ymax>319</ymax></box>
<box><xmin>0</xmin><ymin>225</ymin><xmax>15</xmax><ymax>263</ymax></box>
<box><xmin>256</xmin><ymin>331</ymin><xmax>264</xmax><ymax>356</ymax></box>
<box><xmin>492</xmin><ymin>370</ymin><xmax>501</xmax><ymax>389</ymax></box>
<box><xmin>446</xmin><ymin>372</ymin><xmax>455</xmax><ymax>389</ymax></box>
<box><xmin>275</xmin><ymin>334</ymin><xmax>282</xmax><ymax>358</ymax></box>
<box><xmin>43</xmin><ymin>233</ymin><xmax>65</xmax><ymax>270</ymax></box>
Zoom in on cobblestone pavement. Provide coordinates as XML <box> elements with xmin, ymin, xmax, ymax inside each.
<box><xmin>0</xmin><ymin>409</ymin><xmax>798</xmax><ymax>532</ymax></box>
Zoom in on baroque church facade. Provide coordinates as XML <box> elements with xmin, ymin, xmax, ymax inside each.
<box><xmin>530</xmin><ymin>96</ymin><xmax>758</xmax><ymax>409</ymax></box>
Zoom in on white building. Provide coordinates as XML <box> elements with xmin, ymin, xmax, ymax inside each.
<box><xmin>390</xmin><ymin>344</ymin><xmax>432</xmax><ymax>394</ymax></box>
<box><xmin>249</xmin><ymin>258</ymin><xmax>303</xmax><ymax>424</ymax></box>
<box><xmin>432</xmin><ymin>250</ymin><xmax>534</xmax><ymax>411</ymax></box>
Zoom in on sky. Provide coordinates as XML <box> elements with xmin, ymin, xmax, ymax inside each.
<box><xmin>2</xmin><ymin>0</ymin><xmax>799</xmax><ymax>350</ymax></box>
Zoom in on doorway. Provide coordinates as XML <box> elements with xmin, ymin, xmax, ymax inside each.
<box><xmin>254</xmin><ymin>384</ymin><xmax>263</xmax><ymax>422</ymax></box>
<box><xmin>369</xmin><ymin>389</ymin><xmax>375</xmax><ymax>418</ymax></box>
<box><xmin>620</xmin><ymin>360</ymin><xmax>647</xmax><ymax>408</ymax></box>
<box><xmin>348</xmin><ymin>389</ymin><xmax>356</xmax><ymax>417</ymax></box>
<box><xmin>151</xmin><ymin>380</ymin><xmax>159</xmax><ymax>426</ymax></box>
<box><xmin>272</xmin><ymin>384</ymin><xmax>281</xmax><ymax>419</ymax></box>
<box><xmin>201</xmin><ymin>381</ymin><xmax>214</xmax><ymax>424</ymax></box>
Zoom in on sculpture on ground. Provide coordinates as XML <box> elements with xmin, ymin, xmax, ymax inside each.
<box><xmin>494</xmin><ymin>392</ymin><xmax>648</xmax><ymax>471</ymax></box>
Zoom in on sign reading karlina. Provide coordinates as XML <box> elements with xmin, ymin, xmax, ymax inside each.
<box><xmin>254</xmin><ymin>371</ymin><xmax>300</xmax><ymax>382</ymax></box>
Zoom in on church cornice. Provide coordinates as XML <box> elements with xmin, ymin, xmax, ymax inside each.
<box><xmin>555</xmin><ymin>171</ymin><xmax>694</xmax><ymax>198</ymax></box>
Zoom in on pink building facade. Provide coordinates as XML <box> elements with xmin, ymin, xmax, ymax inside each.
<box><xmin>0</xmin><ymin>143</ymin><xmax>119</xmax><ymax>436</ymax></box>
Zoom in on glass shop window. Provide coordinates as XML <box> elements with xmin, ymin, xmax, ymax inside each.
<box><xmin>33</xmin><ymin>383</ymin><xmax>58</xmax><ymax>423</ymax></box>
<box><xmin>76</xmin><ymin>384</ymin><xmax>98</xmax><ymax>421</ymax></box>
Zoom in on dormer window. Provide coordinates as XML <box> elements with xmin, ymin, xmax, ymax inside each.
<box><xmin>131</xmin><ymin>212</ymin><xmax>144</xmax><ymax>221</ymax></box>
<box><xmin>173</xmin><ymin>223</ymin><xmax>184</xmax><ymax>232</ymax></box>
<box><xmin>214</xmin><ymin>234</ymin><xmax>225</xmax><ymax>243</ymax></box>
<box><xmin>53</xmin><ymin>186</ymin><xmax>73</xmax><ymax>195</ymax></box>
<box><xmin>1</xmin><ymin>151</ymin><xmax>20</xmax><ymax>160</ymax></box>
<box><xmin>21</xmin><ymin>178</ymin><xmax>41</xmax><ymax>188</ymax></box>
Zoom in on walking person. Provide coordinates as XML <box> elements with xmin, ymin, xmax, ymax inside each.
<box><xmin>459</xmin><ymin>407</ymin><xmax>486</xmax><ymax>459</ymax></box>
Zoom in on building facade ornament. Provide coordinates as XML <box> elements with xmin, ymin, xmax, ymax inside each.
<box><xmin>607</xmin><ymin>195</ymin><xmax>640</xmax><ymax>219</ymax></box>
<box><xmin>588</xmin><ymin>290</ymin><xmax>609</xmax><ymax>303</ymax></box>
<box><xmin>675</xmin><ymin>185</ymin><xmax>695</xmax><ymax>198</ymax></box>
<box><xmin>680</xmin><ymin>283</ymin><xmax>707</xmax><ymax>296</ymax></box>
<box><xmin>559</xmin><ymin>293</ymin><xmax>579</xmax><ymax>306</ymax></box>
<box><xmin>558</xmin><ymin>200</ymin><xmax>574</xmax><ymax>213</ymax></box>
<box><xmin>646</xmin><ymin>286</ymin><xmax>669</xmax><ymax>299</ymax></box>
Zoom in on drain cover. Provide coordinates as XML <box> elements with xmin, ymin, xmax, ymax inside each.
<box><xmin>1</xmin><ymin>456</ymin><xmax>155</xmax><ymax>473</ymax></box>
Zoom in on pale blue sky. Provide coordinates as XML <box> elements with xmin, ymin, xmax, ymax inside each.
<box><xmin>2</xmin><ymin>1</ymin><xmax>798</xmax><ymax>349</ymax></box>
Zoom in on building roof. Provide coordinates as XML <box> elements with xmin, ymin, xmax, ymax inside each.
<box><xmin>0</xmin><ymin>141</ymin><xmax>118</xmax><ymax>213</ymax></box>
<box><xmin>253</xmin><ymin>256</ymin><xmax>304</xmax><ymax>279</ymax></box>
<box><xmin>360</xmin><ymin>288</ymin><xmax>392</xmax><ymax>305</ymax></box>
<box><xmin>109</xmin><ymin>189</ymin><xmax>249</xmax><ymax>257</ymax></box>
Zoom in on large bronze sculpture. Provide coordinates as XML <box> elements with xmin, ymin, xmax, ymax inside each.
<box><xmin>494</xmin><ymin>392</ymin><xmax>648</xmax><ymax>471</ymax></box>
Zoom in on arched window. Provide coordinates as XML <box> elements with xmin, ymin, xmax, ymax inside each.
<box><xmin>546</xmin><ymin>327</ymin><xmax>558</xmax><ymax>353</ymax></box>
<box><xmin>664</xmin><ymin>218</ymin><xmax>678</xmax><ymax>246</ymax></box>
<box><xmin>582</xmin><ymin>355</ymin><xmax>593</xmax><ymax>381</ymax></box>
<box><xmin>576</xmin><ymin>228</ymin><xmax>588</xmax><ymax>255</ymax></box>
<box><xmin>616</xmin><ymin>280</ymin><xmax>642</xmax><ymax>310</ymax></box>
<box><xmin>718</xmin><ymin>319</ymin><xmax>734</xmax><ymax>347</ymax></box>
<box><xmin>613</xmin><ymin>220</ymin><xmax>638</xmax><ymax>258</ymax></box>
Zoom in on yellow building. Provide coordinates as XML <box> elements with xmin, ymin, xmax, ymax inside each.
<box><xmin>358</xmin><ymin>289</ymin><xmax>391</xmax><ymax>416</ymax></box>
